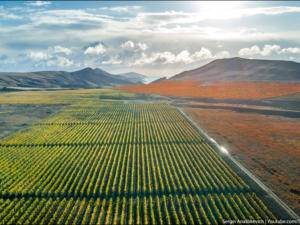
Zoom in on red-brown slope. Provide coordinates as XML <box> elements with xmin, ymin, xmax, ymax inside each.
<box><xmin>171</xmin><ymin>57</ymin><xmax>300</xmax><ymax>83</ymax></box>
<box><xmin>184</xmin><ymin>108</ymin><xmax>300</xmax><ymax>214</ymax></box>
<box><xmin>116</xmin><ymin>81</ymin><xmax>300</xmax><ymax>100</ymax></box>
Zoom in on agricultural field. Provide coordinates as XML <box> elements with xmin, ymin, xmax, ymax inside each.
<box><xmin>0</xmin><ymin>89</ymin><xmax>138</xmax><ymax>105</ymax></box>
<box><xmin>184</xmin><ymin>107</ymin><xmax>300</xmax><ymax>215</ymax></box>
<box><xmin>0</xmin><ymin>89</ymin><xmax>289</xmax><ymax>224</ymax></box>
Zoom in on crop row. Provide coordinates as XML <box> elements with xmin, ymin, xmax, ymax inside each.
<box><xmin>40</xmin><ymin>104</ymin><xmax>187</xmax><ymax>124</ymax></box>
<box><xmin>0</xmin><ymin>102</ymin><xmax>277</xmax><ymax>223</ymax></box>
<box><xmin>0</xmin><ymin>192</ymin><xmax>276</xmax><ymax>225</ymax></box>
<box><xmin>0</xmin><ymin>105</ymin><xmax>203</xmax><ymax>145</ymax></box>
<box><xmin>0</xmin><ymin>140</ymin><xmax>249</xmax><ymax>197</ymax></box>
<box><xmin>43</xmin><ymin>104</ymin><xmax>187</xmax><ymax>124</ymax></box>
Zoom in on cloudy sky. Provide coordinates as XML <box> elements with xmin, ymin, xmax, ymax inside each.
<box><xmin>1</xmin><ymin>1</ymin><xmax>300</xmax><ymax>77</ymax></box>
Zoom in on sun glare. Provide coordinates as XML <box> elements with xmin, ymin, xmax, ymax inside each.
<box><xmin>209</xmin><ymin>137</ymin><xmax>217</xmax><ymax>144</ymax></box>
<box><xmin>195</xmin><ymin>1</ymin><xmax>244</xmax><ymax>20</ymax></box>
<box><xmin>220</xmin><ymin>146</ymin><xmax>229</xmax><ymax>154</ymax></box>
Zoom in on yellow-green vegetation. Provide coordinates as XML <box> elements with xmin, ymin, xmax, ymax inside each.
<box><xmin>0</xmin><ymin>89</ymin><xmax>136</xmax><ymax>104</ymax></box>
<box><xmin>0</xmin><ymin>90</ymin><xmax>277</xmax><ymax>224</ymax></box>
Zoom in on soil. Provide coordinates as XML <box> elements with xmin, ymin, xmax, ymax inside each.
<box><xmin>183</xmin><ymin>107</ymin><xmax>300</xmax><ymax>215</ymax></box>
<box><xmin>0</xmin><ymin>104</ymin><xmax>64</xmax><ymax>141</ymax></box>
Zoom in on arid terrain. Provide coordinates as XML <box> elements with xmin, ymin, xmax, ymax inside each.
<box><xmin>116</xmin><ymin>81</ymin><xmax>300</xmax><ymax>100</ymax></box>
<box><xmin>0</xmin><ymin>104</ymin><xmax>64</xmax><ymax>140</ymax></box>
<box><xmin>183</xmin><ymin>107</ymin><xmax>300</xmax><ymax>214</ymax></box>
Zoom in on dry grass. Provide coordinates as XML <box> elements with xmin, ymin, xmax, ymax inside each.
<box><xmin>116</xmin><ymin>81</ymin><xmax>300</xmax><ymax>99</ymax></box>
<box><xmin>184</xmin><ymin>107</ymin><xmax>300</xmax><ymax>214</ymax></box>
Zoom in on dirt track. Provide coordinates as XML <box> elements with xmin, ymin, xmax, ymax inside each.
<box><xmin>173</xmin><ymin>103</ymin><xmax>300</xmax><ymax>118</ymax></box>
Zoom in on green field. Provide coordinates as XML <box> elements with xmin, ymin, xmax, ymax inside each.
<box><xmin>0</xmin><ymin>90</ymin><xmax>277</xmax><ymax>224</ymax></box>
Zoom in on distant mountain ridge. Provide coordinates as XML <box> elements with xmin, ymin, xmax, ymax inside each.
<box><xmin>151</xmin><ymin>77</ymin><xmax>167</xmax><ymax>84</ymax></box>
<box><xmin>0</xmin><ymin>68</ymin><xmax>148</xmax><ymax>89</ymax></box>
<box><xmin>169</xmin><ymin>57</ymin><xmax>300</xmax><ymax>83</ymax></box>
<box><xmin>2</xmin><ymin>57</ymin><xmax>299</xmax><ymax>90</ymax></box>
<box><xmin>114</xmin><ymin>72</ymin><xmax>147</xmax><ymax>83</ymax></box>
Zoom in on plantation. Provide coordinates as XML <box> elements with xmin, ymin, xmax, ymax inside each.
<box><xmin>0</xmin><ymin>90</ymin><xmax>279</xmax><ymax>224</ymax></box>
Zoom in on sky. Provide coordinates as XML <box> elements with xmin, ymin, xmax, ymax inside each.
<box><xmin>1</xmin><ymin>1</ymin><xmax>300</xmax><ymax>77</ymax></box>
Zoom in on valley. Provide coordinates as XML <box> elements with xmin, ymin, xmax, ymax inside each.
<box><xmin>0</xmin><ymin>89</ymin><xmax>294</xmax><ymax>224</ymax></box>
<box><xmin>0</xmin><ymin>57</ymin><xmax>299</xmax><ymax>223</ymax></box>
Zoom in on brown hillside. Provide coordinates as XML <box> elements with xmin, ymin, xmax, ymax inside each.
<box><xmin>116</xmin><ymin>81</ymin><xmax>300</xmax><ymax>100</ymax></box>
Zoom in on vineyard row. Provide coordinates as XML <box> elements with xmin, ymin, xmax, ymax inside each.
<box><xmin>0</xmin><ymin>192</ymin><xmax>275</xmax><ymax>225</ymax></box>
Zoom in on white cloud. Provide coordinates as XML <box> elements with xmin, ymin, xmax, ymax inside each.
<box><xmin>54</xmin><ymin>46</ymin><xmax>72</xmax><ymax>55</ymax></box>
<box><xmin>244</xmin><ymin>6</ymin><xmax>300</xmax><ymax>16</ymax></box>
<box><xmin>121</xmin><ymin>41</ymin><xmax>135</xmax><ymax>50</ymax></box>
<box><xmin>133</xmin><ymin>48</ymin><xmax>230</xmax><ymax>65</ymax></box>
<box><xmin>260</xmin><ymin>44</ymin><xmax>281</xmax><ymax>56</ymax></box>
<box><xmin>2</xmin><ymin>4</ymin><xmax>300</xmax><ymax>73</ymax></box>
<box><xmin>280</xmin><ymin>47</ymin><xmax>300</xmax><ymax>54</ymax></box>
<box><xmin>154</xmin><ymin>52</ymin><xmax>175</xmax><ymax>64</ymax></box>
<box><xmin>29</xmin><ymin>9</ymin><xmax>108</xmax><ymax>27</ymax></box>
<box><xmin>193</xmin><ymin>48</ymin><xmax>213</xmax><ymax>60</ymax></box>
<box><xmin>238</xmin><ymin>45</ymin><xmax>262</xmax><ymax>56</ymax></box>
<box><xmin>99</xmin><ymin>6</ymin><xmax>141</xmax><ymax>13</ymax></box>
<box><xmin>28</xmin><ymin>49</ymin><xmax>74</xmax><ymax>68</ymax></box>
<box><xmin>121</xmin><ymin>41</ymin><xmax>148</xmax><ymax>51</ymax></box>
<box><xmin>173</xmin><ymin>49</ymin><xmax>214</xmax><ymax>64</ymax></box>
<box><xmin>25</xmin><ymin>1</ymin><xmax>51</xmax><ymax>7</ymax></box>
<box><xmin>239</xmin><ymin>45</ymin><xmax>300</xmax><ymax>56</ymax></box>
<box><xmin>238</xmin><ymin>45</ymin><xmax>280</xmax><ymax>56</ymax></box>
<box><xmin>111</xmin><ymin>6</ymin><xmax>140</xmax><ymax>12</ymax></box>
<box><xmin>176</xmin><ymin>50</ymin><xmax>194</xmax><ymax>64</ymax></box>
<box><xmin>137</xmin><ymin>42</ymin><xmax>148</xmax><ymax>51</ymax></box>
<box><xmin>0</xmin><ymin>6</ymin><xmax>23</xmax><ymax>20</ymax></box>
<box><xmin>135</xmin><ymin>6</ymin><xmax>300</xmax><ymax>27</ymax></box>
<box><xmin>29</xmin><ymin>52</ymin><xmax>51</xmax><ymax>61</ymax></box>
<box><xmin>0</xmin><ymin>13</ymin><xmax>23</xmax><ymax>20</ymax></box>
<box><xmin>108</xmin><ymin>7</ymin><xmax>129</xmax><ymax>13</ymax></box>
<box><xmin>56</xmin><ymin>56</ymin><xmax>73</xmax><ymax>67</ymax></box>
<box><xmin>84</xmin><ymin>43</ymin><xmax>106</xmax><ymax>55</ymax></box>
<box><xmin>46</xmin><ymin>56</ymin><xmax>73</xmax><ymax>67</ymax></box>
<box><xmin>102</xmin><ymin>57</ymin><xmax>122</xmax><ymax>65</ymax></box>
<box><xmin>133</xmin><ymin>52</ymin><xmax>173</xmax><ymax>65</ymax></box>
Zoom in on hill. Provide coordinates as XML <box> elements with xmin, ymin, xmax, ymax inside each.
<box><xmin>118</xmin><ymin>57</ymin><xmax>300</xmax><ymax>100</ymax></box>
<box><xmin>117</xmin><ymin>81</ymin><xmax>300</xmax><ymax>100</ymax></box>
<box><xmin>0</xmin><ymin>68</ymin><xmax>146</xmax><ymax>89</ymax></box>
<box><xmin>170</xmin><ymin>57</ymin><xmax>300</xmax><ymax>83</ymax></box>
<box><xmin>151</xmin><ymin>76</ymin><xmax>167</xmax><ymax>84</ymax></box>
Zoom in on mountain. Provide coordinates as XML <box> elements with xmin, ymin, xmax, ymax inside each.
<box><xmin>170</xmin><ymin>57</ymin><xmax>300</xmax><ymax>83</ymax></box>
<box><xmin>115</xmin><ymin>72</ymin><xmax>159</xmax><ymax>84</ymax></box>
<box><xmin>151</xmin><ymin>77</ymin><xmax>167</xmax><ymax>84</ymax></box>
<box><xmin>0</xmin><ymin>67</ymin><xmax>145</xmax><ymax>89</ymax></box>
<box><xmin>114</xmin><ymin>72</ymin><xmax>147</xmax><ymax>84</ymax></box>
<box><xmin>117</xmin><ymin>57</ymin><xmax>300</xmax><ymax>100</ymax></box>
